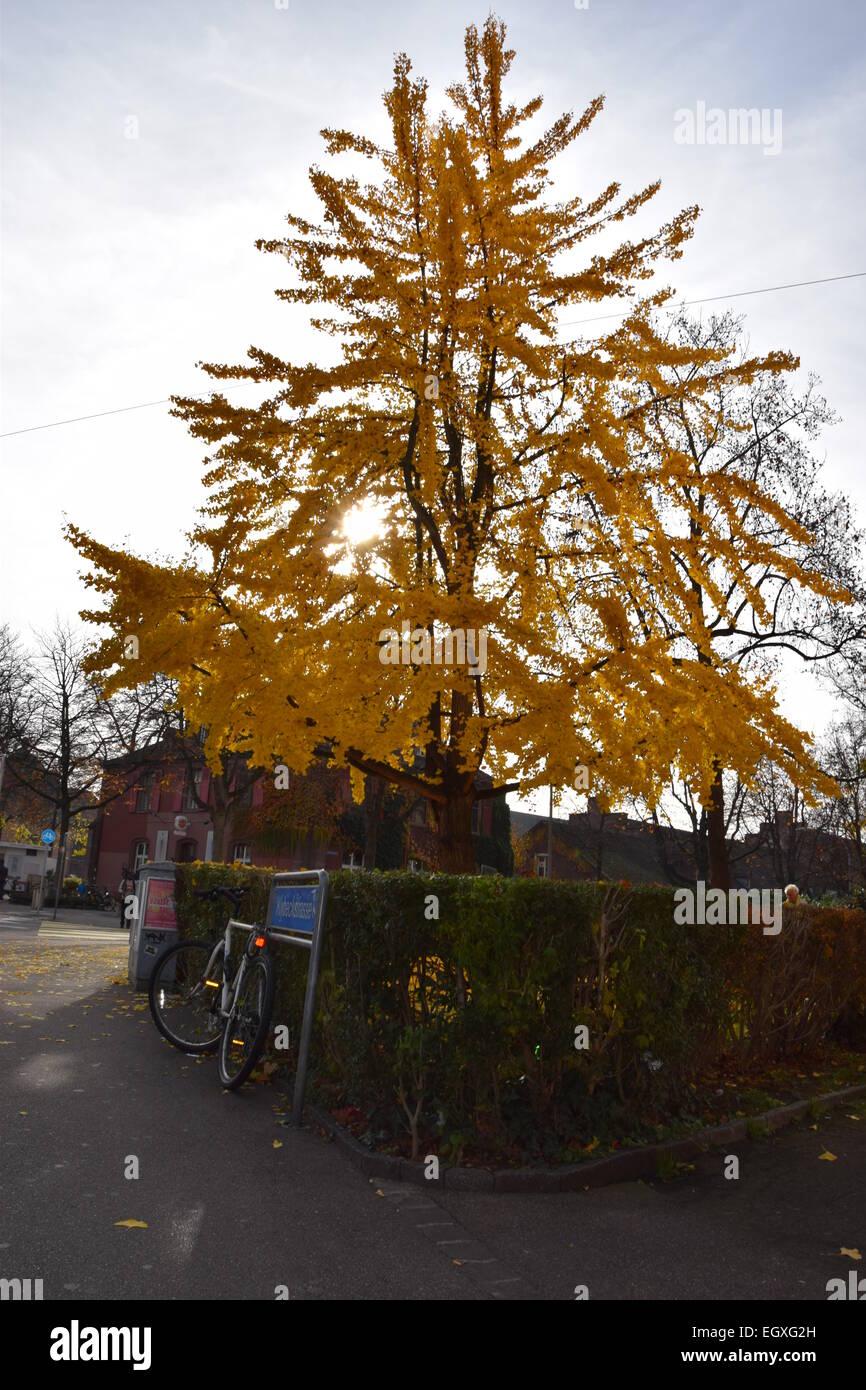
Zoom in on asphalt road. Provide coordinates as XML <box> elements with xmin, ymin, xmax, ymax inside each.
<box><xmin>1</xmin><ymin>928</ymin><xmax>864</xmax><ymax>1302</ymax></box>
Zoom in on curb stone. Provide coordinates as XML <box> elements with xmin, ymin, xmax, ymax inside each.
<box><xmin>277</xmin><ymin>1078</ymin><xmax>866</xmax><ymax>1195</ymax></box>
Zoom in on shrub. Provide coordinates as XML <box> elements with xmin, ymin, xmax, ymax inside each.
<box><xmin>171</xmin><ymin>865</ymin><xmax>866</xmax><ymax>1162</ymax></box>
<box><xmin>726</xmin><ymin>904</ymin><xmax>866</xmax><ymax>1061</ymax></box>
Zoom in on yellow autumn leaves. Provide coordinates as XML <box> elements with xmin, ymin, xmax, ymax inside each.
<box><xmin>66</xmin><ymin>18</ymin><xmax>850</xmax><ymax>866</ymax></box>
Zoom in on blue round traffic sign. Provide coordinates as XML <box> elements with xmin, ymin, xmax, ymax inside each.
<box><xmin>40</xmin><ymin>829</ymin><xmax>56</xmax><ymax>846</ymax></box>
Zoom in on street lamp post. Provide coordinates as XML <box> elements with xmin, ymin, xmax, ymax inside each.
<box><xmin>547</xmin><ymin>784</ymin><xmax>554</xmax><ymax>880</ymax></box>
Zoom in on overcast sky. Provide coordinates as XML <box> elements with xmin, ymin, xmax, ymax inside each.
<box><xmin>1</xmin><ymin>0</ymin><xmax>864</xmax><ymax>818</ymax></box>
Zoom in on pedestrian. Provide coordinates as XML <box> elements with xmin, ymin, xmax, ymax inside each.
<box><xmin>118</xmin><ymin>867</ymin><xmax>133</xmax><ymax>929</ymax></box>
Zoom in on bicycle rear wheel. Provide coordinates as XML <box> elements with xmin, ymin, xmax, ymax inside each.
<box><xmin>218</xmin><ymin>952</ymin><xmax>276</xmax><ymax>1089</ymax></box>
<box><xmin>149</xmin><ymin>938</ymin><xmax>225</xmax><ymax>1053</ymax></box>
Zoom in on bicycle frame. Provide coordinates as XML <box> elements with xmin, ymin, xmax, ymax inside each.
<box><xmin>201</xmin><ymin>917</ymin><xmax>266</xmax><ymax>1021</ymax></box>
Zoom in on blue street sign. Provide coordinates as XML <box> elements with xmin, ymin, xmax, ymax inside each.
<box><xmin>264</xmin><ymin>870</ymin><xmax>329</xmax><ymax>1125</ymax></box>
<box><xmin>268</xmin><ymin>883</ymin><xmax>318</xmax><ymax>936</ymax></box>
<box><xmin>40</xmin><ymin>829</ymin><xmax>56</xmax><ymax>846</ymax></box>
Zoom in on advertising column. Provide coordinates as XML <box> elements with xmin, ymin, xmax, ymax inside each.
<box><xmin>128</xmin><ymin>862</ymin><xmax>178</xmax><ymax>990</ymax></box>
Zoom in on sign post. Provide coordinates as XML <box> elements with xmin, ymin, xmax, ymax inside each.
<box><xmin>37</xmin><ymin>830</ymin><xmax>55</xmax><ymax>911</ymax></box>
<box><xmin>50</xmin><ymin>831</ymin><xmax>69</xmax><ymax>921</ymax></box>
<box><xmin>264</xmin><ymin>870</ymin><xmax>329</xmax><ymax>1125</ymax></box>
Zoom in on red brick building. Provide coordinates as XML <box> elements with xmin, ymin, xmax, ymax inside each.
<box><xmin>91</xmin><ymin>743</ymin><xmax>498</xmax><ymax>886</ymax></box>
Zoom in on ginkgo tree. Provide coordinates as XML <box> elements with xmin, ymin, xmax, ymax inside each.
<box><xmin>68</xmin><ymin>16</ymin><xmax>850</xmax><ymax>875</ymax></box>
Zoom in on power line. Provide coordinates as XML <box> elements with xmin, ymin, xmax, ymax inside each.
<box><xmin>0</xmin><ymin>380</ymin><xmax>258</xmax><ymax>439</ymax></box>
<box><xmin>1</xmin><ymin>396</ymin><xmax>180</xmax><ymax>437</ymax></box>
<box><xmin>556</xmin><ymin>270</ymin><xmax>865</xmax><ymax>332</ymax></box>
<box><xmin>2</xmin><ymin>270</ymin><xmax>863</xmax><ymax>440</ymax></box>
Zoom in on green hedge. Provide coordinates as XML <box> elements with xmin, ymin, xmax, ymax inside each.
<box><xmin>171</xmin><ymin>864</ymin><xmax>866</xmax><ymax>1163</ymax></box>
<box><xmin>172</xmin><ymin>864</ymin><xmax>751</xmax><ymax>1161</ymax></box>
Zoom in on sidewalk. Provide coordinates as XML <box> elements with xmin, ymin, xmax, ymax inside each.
<box><xmin>1</xmin><ymin>933</ymin><xmax>863</xmax><ymax>1300</ymax></box>
<box><xmin>0</xmin><ymin>901</ymin><xmax>127</xmax><ymax>930</ymax></box>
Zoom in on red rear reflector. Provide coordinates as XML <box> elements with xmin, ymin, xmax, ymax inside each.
<box><xmin>254</xmin><ymin>936</ymin><xmax>266</xmax><ymax>948</ymax></box>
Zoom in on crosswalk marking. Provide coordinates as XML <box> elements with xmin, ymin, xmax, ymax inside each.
<box><xmin>37</xmin><ymin>927</ymin><xmax>129</xmax><ymax>943</ymax></box>
<box><xmin>39</xmin><ymin>927</ymin><xmax>128</xmax><ymax>936</ymax></box>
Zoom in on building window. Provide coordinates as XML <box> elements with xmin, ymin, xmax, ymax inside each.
<box><xmin>176</xmin><ymin>839</ymin><xmax>198</xmax><ymax>864</ymax></box>
<box><xmin>410</xmin><ymin>800</ymin><xmax>427</xmax><ymax>826</ymax></box>
<box><xmin>135</xmin><ymin>773</ymin><xmax>154</xmax><ymax>813</ymax></box>
<box><xmin>535</xmin><ymin>854</ymin><xmax>548</xmax><ymax>879</ymax></box>
<box><xmin>232</xmin><ymin>843</ymin><xmax>251</xmax><ymax>864</ymax></box>
<box><xmin>341</xmin><ymin>850</ymin><xmax>363</xmax><ymax>871</ymax></box>
<box><xmin>133</xmin><ymin>840</ymin><xmax>149</xmax><ymax>870</ymax></box>
<box><xmin>183</xmin><ymin>769</ymin><xmax>203</xmax><ymax>811</ymax></box>
<box><xmin>407</xmin><ymin>858</ymin><xmax>424</xmax><ymax>874</ymax></box>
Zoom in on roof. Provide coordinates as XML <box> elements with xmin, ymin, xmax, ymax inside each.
<box><xmin>509</xmin><ymin>810</ymin><xmax>549</xmax><ymax>838</ymax></box>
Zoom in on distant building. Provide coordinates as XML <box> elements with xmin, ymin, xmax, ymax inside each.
<box><xmin>516</xmin><ymin>797</ymin><xmax>862</xmax><ymax>895</ymax></box>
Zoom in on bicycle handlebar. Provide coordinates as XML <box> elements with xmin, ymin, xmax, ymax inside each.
<box><xmin>192</xmin><ymin>885</ymin><xmax>251</xmax><ymax>904</ymax></box>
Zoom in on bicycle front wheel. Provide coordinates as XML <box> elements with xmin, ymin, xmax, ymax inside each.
<box><xmin>218</xmin><ymin>952</ymin><xmax>276</xmax><ymax>1089</ymax></box>
<box><xmin>149</xmin><ymin>938</ymin><xmax>225</xmax><ymax>1053</ymax></box>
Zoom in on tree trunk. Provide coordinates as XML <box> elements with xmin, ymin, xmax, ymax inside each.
<box><xmin>426</xmin><ymin>689</ymin><xmax>477</xmax><ymax>874</ymax></box>
<box><xmin>364</xmin><ymin>775</ymin><xmax>385</xmax><ymax>869</ymax></box>
<box><xmin>434</xmin><ymin>790</ymin><xmax>476</xmax><ymax>874</ymax></box>
<box><xmin>210</xmin><ymin>807</ymin><xmax>229</xmax><ymax>864</ymax></box>
<box><xmin>51</xmin><ymin>808</ymin><xmax>70</xmax><ymax>921</ymax></box>
<box><xmin>704</xmin><ymin>763</ymin><xmax>730</xmax><ymax>891</ymax></box>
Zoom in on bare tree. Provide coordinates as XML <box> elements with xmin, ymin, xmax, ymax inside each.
<box><xmin>3</xmin><ymin>622</ymin><xmax>172</xmax><ymax>913</ymax></box>
<box><xmin>0</xmin><ymin>624</ymin><xmax>37</xmax><ymax>758</ymax></box>
<box><xmin>160</xmin><ymin>710</ymin><xmax>260</xmax><ymax>863</ymax></box>
<box><xmin>596</xmin><ymin>310</ymin><xmax>865</xmax><ymax>888</ymax></box>
<box><xmin>819</xmin><ymin>709</ymin><xmax>866</xmax><ymax>891</ymax></box>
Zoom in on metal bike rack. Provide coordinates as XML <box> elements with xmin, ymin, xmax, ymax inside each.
<box><xmin>231</xmin><ymin>869</ymin><xmax>329</xmax><ymax>1126</ymax></box>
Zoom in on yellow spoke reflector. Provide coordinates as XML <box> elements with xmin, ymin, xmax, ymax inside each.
<box><xmin>205</xmin><ymin>980</ymin><xmax>220</xmax><ymax>988</ymax></box>
<box><xmin>232</xmin><ymin>1038</ymin><xmax>245</xmax><ymax>1046</ymax></box>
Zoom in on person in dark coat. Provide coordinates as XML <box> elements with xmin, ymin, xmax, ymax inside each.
<box><xmin>118</xmin><ymin>867</ymin><xmax>133</xmax><ymax>928</ymax></box>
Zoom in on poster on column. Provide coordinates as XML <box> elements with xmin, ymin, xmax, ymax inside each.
<box><xmin>144</xmin><ymin>877</ymin><xmax>177</xmax><ymax>928</ymax></box>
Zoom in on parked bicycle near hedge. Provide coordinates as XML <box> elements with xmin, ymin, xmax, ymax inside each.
<box><xmin>148</xmin><ymin>885</ymin><xmax>277</xmax><ymax>1089</ymax></box>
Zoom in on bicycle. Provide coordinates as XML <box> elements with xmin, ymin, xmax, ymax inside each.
<box><xmin>148</xmin><ymin>885</ymin><xmax>277</xmax><ymax>1090</ymax></box>
<box><xmin>81</xmin><ymin>883</ymin><xmax>114</xmax><ymax>912</ymax></box>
